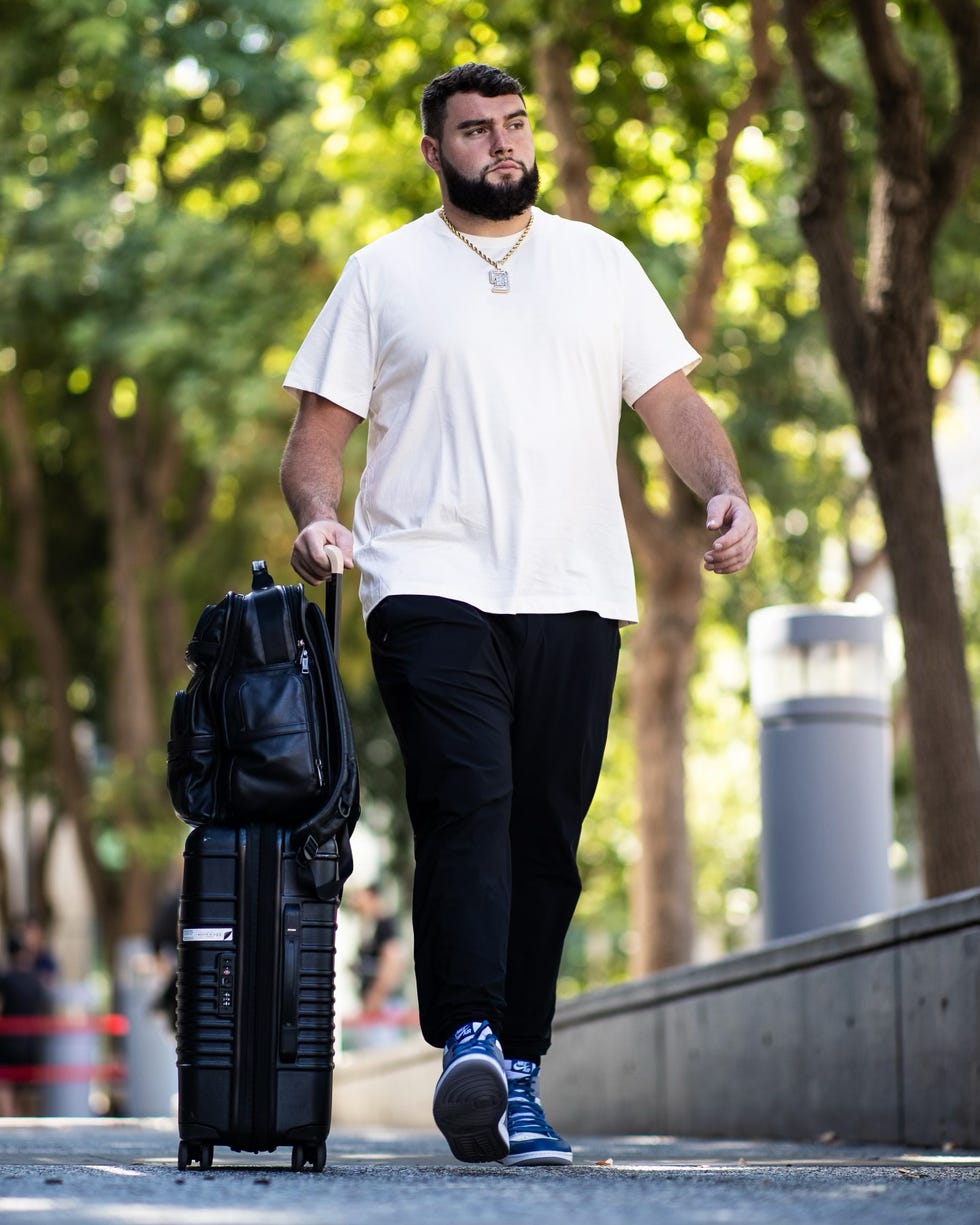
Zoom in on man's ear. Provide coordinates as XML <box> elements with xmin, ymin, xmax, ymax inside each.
<box><xmin>420</xmin><ymin>135</ymin><xmax>441</xmax><ymax>172</ymax></box>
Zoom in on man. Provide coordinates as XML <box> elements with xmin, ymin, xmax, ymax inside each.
<box><xmin>281</xmin><ymin>62</ymin><xmax>756</xmax><ymax>1167</ymax></box>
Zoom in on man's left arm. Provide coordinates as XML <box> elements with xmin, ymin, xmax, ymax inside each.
<box><xmin>633</xmin><ymin>370</ymin><xmax>757</xmax><ymax>574</ymax></box>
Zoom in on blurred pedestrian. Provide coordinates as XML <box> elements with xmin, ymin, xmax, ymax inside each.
<box><xmin>348</xmin><ymin>883</ymin><xmax>407</xmax><ymax>1016</ymax></box>
<box><xmin>12</xmin><ymin>916</ymin><xmax>58</xmax><ymax>987</ymax></box>
<box><xmin>149</xmin><ymin>888</ymin><xmax>180</xmax><ymax>1034</ymax></box>
<box><xmin>0</xmin><ymin>933</ymin><xmax>52</xmax><ymax>1116</ymax></box>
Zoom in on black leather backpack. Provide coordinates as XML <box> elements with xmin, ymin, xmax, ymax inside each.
<box><xmin>166</xmin><ymin>559</ymin><xmax>359</xmax><ymax>898</ymax></box>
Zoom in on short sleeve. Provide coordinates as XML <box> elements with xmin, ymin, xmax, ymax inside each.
<box><xmin>619</xmin><ymin>248</ymin><xmax>701</xmax><ymax>407</ymax></box>
<box><xmin>283</xmin><ymin>255</ymin><xmax>376</xmax><ymax>417</ymax></box>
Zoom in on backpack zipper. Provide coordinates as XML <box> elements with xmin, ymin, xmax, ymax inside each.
<box><xmin>296</xmin><ymin>638</ymin><xmax>324</xmax><ymax>787</ymax></box>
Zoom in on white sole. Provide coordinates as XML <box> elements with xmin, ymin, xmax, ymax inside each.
<box><xmin>499</xmin><ymin>1149</ymin><xmax>573</xmax><ymax>1167</ymax></box>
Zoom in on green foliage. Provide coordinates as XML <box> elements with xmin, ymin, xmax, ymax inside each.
<box><xmin>0</xmin><ymin>0</ymin><xmax>345</xmax><ymax>906</ymax></box>
<box><xmin>1</xmin><ymin>0</ymin><xmax>975</xmax><ymax>967</ymax></box>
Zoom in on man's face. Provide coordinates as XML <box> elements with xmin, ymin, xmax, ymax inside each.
<box><xmin>424</xmin><ymin>91</ymin><xmax>539</xmax><ymax>221</ymax></box>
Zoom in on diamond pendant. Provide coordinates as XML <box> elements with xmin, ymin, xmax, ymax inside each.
<box><xmin>489</xmin><ymin>269</ymin><xmax>510</xmax><ymax>294</ymax></box>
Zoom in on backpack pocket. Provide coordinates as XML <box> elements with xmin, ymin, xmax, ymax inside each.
<box><xmin>167</xmin><ymin>685</ymin><xmax>219</xmax><ymax>824</ymax></box>
<box><xmin>221</xmin><ymin>661</ymin><xmax>324</xmax><ymax>822</ymax></box>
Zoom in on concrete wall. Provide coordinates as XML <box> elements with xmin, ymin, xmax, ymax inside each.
<box><xmin>331</xmin><ymin>888</ymin><xmax>980</xmax><ymax>1148</ymax></box>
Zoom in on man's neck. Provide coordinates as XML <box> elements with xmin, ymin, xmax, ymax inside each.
<box><xmin>440</xmin><ymin>200</ymin><xmax>533</xmax><ymax>237</ymax></box>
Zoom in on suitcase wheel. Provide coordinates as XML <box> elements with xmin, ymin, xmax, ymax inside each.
<box><xmin>291</xmin><ymin>1140</ymin><xmax>326</xmax><ymax>1172</ymax></box>
<box><xmin>177</xmin><ymin>1140</ymin><xmax>214</xmax><ymax>1171</ymax></box>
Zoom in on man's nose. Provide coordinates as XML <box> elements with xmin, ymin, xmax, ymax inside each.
<box><xmin>490</xmin><ymin>126</ymin><xmax>513</xmax><ymax>155</ymax></box>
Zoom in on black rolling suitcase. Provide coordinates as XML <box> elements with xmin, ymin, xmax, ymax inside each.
<box><xmin>167</xmin><ymin>550</ymin><xmax>358</xmax><ymax>1172</ymax></box>
<box><xmin>175</xmin><ymin>824</ymin><xmax>340</xmax><ymax>1171</ymax></box>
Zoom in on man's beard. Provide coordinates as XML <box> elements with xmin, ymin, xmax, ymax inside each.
<box><xmin>441</xmin><ymin>152</ymin><xmax>540</xmax><ymax>221</ymax></box>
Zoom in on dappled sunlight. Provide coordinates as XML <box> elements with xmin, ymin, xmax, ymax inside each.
<box><xmin>1</xmin><ymin>0</ymin><xmax>976</xmax><ymax>1058</ymax></box>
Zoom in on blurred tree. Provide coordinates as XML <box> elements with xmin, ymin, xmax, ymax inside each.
<box><xmin>782</xmin><ymin>0</ymin><xmax>980</xmax><ymax>896</ymax></box>
<box><xmin>531</xmin><ymin>0</ymin><xmax>782</xmax><ymax>972</ymax></box>
<box><xmin>302</xmin><ymin>0</ymin><xmax>978</xmax><ymax>975</ymax></box>
<box><xmin>0</xmin><ymin>0</ymin><xmax>332</xmax><ymax>955</ymax></box>
<box><xmin>300</xmin><ymin>0</ymin><xmax>854</xmax><ymax>972</ymax></box>
<box><xmin>2</xmin><ymin>0</ymin><xmax>974</xmax><ymax>986</ymax></box>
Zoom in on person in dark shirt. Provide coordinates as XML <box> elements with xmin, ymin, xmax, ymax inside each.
<box><xmin>348</xmin><ymin>884</ymin><xmax>407</xmax><ymax>1015</ymax></box>
<box><xmin>149</xmin><ymin>889</ymin><xmax>180</xmax><ymax>1033</ymax></box>
<box><xmin>0</xmin><ymin>934</ymin><xmax>52</xmax><ymax>1116</ymax></box>
<box><xmin>12</xmin><ymin>917</ymin><xmax>58</xmax><ymax>986</ymax></box>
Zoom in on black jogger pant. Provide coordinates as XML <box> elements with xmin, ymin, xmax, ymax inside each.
<box><xmin>366</xmin><ymin>595</ymin><xmax>620</xmax><ymax>1062</ymax></box>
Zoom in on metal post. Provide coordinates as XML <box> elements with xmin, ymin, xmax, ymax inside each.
<box><xmin>748</xmin><ymin>603</ymin><xmax>893</xmax><ymax>941</ymax></box>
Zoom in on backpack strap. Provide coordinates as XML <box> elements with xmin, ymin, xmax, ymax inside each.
<box><xmin>294</xmin><ymin>738</ymin><xmax>359</xmax><ymax>898</ymax></box>
<box><xmin>298</xmin><ymin>811</ymin><xmax>355</xmax><ymax>901</ymax></box>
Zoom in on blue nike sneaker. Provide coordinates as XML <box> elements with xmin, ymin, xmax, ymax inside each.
<box><xmin>499</xmin><ymin>1059</ymin><xmax>573</xmax><ymax>1166</ymax></box>
<box><xmin>432</xmin><ymin>1021</ymin><xmax>509</xmax><ymax>1163</ymax></box>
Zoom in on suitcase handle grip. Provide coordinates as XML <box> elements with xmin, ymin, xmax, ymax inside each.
<box><xmin>323</xmin><ymin>545</ymin><xmax>344</xmax><ymax>575</ymax></box>
<box><xmin>280</xmin><ymin>904</ymin><xmax>300</xmax><ymax>1063</ymax></box>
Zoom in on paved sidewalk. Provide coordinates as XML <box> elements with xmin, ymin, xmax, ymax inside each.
<box><xmin>1</xmin><ymin>1118</ymin><xmax>978</xmax><ymax>1224</ymax></box>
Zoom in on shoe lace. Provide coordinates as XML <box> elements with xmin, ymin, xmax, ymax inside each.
<box><xmin>507</xmin><ymin>1074</ymin><xmax>559</xmax><ymax>1137</ymax></box>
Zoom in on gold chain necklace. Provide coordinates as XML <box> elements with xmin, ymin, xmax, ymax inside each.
<box><xmin>439</xmin><ymin>208</ymin><xmax>533</xmax><ymax>294</ymax></box>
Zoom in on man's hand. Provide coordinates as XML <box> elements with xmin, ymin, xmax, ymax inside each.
<box><xmin>290</xmin><ymin>519</ymin><xmax>355</xmax><ymax>584</ymax></box>
<box><xmin>703</xmin><ymin>494</ymin><xmax>757</xmax><ymax>574</ymax></box>
<box><xmin>633</xmin><ymin>374</ymin><xmax>757</xmax><ymax>575</ymax></box>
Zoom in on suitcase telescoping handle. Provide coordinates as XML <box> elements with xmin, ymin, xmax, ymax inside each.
<box><xmin>250</xmin><ymin>550</ymin><xmax>344</xmax><ymax>653</ymax></box>
<box><xmin>280</xmin><ymin>903</ymin><xmax>301</xmax><ymax>1063</ymax></box>
<box><xmin>322</xmin><ymin>544</ymin><xmax>344</xmax><ymax>655</ymax></box>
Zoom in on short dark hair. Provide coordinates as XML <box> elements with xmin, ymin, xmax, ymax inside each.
<box><xmin>420</xmin><ymin>63</ymin><xmax>526</xmax><ymax>139</ymax></box>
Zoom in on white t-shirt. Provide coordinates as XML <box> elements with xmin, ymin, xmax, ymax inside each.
<box><xmin>284</xmin><ymin>207</ymin><xmax>699</xmax><ymax>623</ymax></box>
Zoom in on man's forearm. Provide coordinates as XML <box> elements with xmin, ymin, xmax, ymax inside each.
<box><xmin>280</xmin><ymin>393</ymin><xmax>359</xmax><ymax>529</ymax></box>
<box><xmin>671</xmin><ymin>410</ymin><xmax>746</xmax><ymax>505</ymax></box>
<box><xmin>281</xmin><ymin>437</ymin><xmax>344</xmax><ymax>530</ymax></box>
<box><xmin>634</xmin><ymin>371</ymin><xmax>747</xmax><ymax>504</ymax></box>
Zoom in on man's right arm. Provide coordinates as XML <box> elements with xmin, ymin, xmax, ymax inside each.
<box><xmin>280</xmin><ymin>391</ymin><xmax>362</xmax><ymax>583</ymax></box>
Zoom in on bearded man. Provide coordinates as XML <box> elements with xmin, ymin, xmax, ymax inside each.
<box><xmin>281</xmin><ymin>62</ymin><xmax>756</xmax><ymax>1167</ymax></box>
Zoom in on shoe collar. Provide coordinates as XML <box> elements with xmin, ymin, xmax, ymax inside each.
<box><xmin>450</xmin><ymin>1020</ymin><xmax>492</xmax><ymax>1046</ymax></box>
<box><xmin>506</xmin><ymin>1059</ymin><xmax>538</xmax><ymax>1079</ymax></box>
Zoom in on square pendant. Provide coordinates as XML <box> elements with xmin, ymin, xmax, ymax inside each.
<box><xmin>489</xmin><ymin>269</ymin><xmax>510</xmax><ymax>293</ymax></box>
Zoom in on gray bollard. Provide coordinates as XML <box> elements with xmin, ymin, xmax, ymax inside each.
<box><xmin>115</xmin><ymin>937</ymin><xmax>178</xmax><ymax>1117</ymax></box>
<box><xmin>41</xmin><ymin>982</ymin><xmax>100</xmax><ymax>1117</ymax></box>
<box><xmin>748</xmin><ymin>603</ymin><xmax>893</xmax><ymax>940</ymax></box>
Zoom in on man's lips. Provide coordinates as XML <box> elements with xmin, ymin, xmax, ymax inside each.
<box><xmin>486</xmin><ymin>160</ymin><xmax>522</xmax><ymax>174</ymax></box>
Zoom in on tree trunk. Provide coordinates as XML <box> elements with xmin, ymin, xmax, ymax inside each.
<box><xmin>0</xmin><ymin>383</ymin><xmax>112</xmax><ymax>928</ymax></box>
<box><xmin>619</xmin><ymin>463</ymin><xmax>706</xmax><ymax>967</ymax></box>
<box><xmin>784</xmin><ymin>0</ymin><xmax>980</xmax><ymax>896</ymax></box>
<box><xmin>138</xmin><ymin>398</ymin><xmax>189</xmax><ymax>693</ymax></box>
<box><xmin>535</xmin><ymin>2</ymin><xmax>779</xmax><ymax>971</ymax></box>
<box><xmin>867</xmin><ymin>402</ymin><xmax>980</xmax><ymax>892</ymax></box>
<box><xmin>92</xmin><ymin>371</ymin><xmax>168</xmax><ymax>944</ymax></box>
<box><xmin>2</xmin><ymin>374</ymin><xmax>184</xmax><ymax>957</ymax></box>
